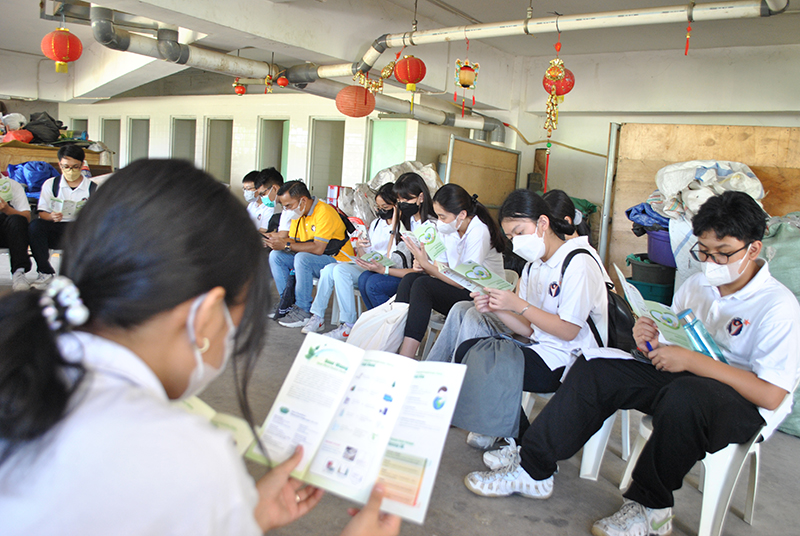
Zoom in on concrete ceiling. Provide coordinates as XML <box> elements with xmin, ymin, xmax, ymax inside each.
<box><xmin>2</xmin><ymin>0</ymin><xmax>799</xmax><ymax>99</ymax></box>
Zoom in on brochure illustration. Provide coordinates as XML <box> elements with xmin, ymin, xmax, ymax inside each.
<box><xmin>439</xmin><ymin>261</ymin><xmax>514</xmax><ymax>294</ymax></box>
<box><xmin>403</xmin><ymin>222</ymin><xmax>447</xmax><ymax>261</ymax></box>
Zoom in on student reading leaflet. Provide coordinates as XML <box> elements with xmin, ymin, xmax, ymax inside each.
<box><xmin>251</xmin><ymin>333</ymin><xmax>466</xmax><ymax>524</ymax></box>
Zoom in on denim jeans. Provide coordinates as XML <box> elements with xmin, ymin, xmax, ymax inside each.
<box><xmin>269</xmin><ymin>250</ymin><xmax>337</xmax><ymax>312</ymax></box>
<box><xmin>358</xmin><ymin>271</ymin><xmax>401</xmax><ymax>309</ymax></box>
<box><xmin>310</xmin><ymin>262</ymin><xmax>365</xmax><ymax>325</ymax></box>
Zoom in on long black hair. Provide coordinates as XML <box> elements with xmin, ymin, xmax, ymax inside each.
<box><xmin>433</xmin><ymin>183</ymin><xmax>505</xmax><ymax>253</ymax></box>
<box><xmin>392</xmin><ymin>172</ymin><xmax>434</xmax><ymax>244</ymax></box>
<box><xmin>542</xmin><ymin>189</ymin><xmax>590</xmax><ymax>237</ymax></box>
<box><xmin>498</xmin><ymin>189</ymin><xmax>576</xmax><ymax>240</ymax></box>
<box><xmin>0</xmin><ymin>159</ymin><xmax>270</xmax><ymax>467</ymax></box>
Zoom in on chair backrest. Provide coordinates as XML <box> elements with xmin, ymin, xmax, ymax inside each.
<box><xmin>504</xmin><ymin>269</ymin><xmax>520</xmax><ymax>289</ymax></box>
<box><xmin>761</xmin><ymin>374</ymin><xmax>800</xmax><ymax>440</ymax></box>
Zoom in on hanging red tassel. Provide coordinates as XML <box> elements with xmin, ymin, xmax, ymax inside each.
<box><xmin>454</xmin><ymin>91</ymin><xmax>458</xmax><ymax>102</ymax></box>
<box><xmin>544</xmin><ymin>141</ymin><xmax>552</xmax><ymax>193</ymax></box>
<box><xmin>461</xmin><ymin>98</ymin><xmax>465</xmax><ymax>117</ymax></box>
<box><xmin>472</xmin><ymin>95</ymin><xmax>475</xmax><ymax>106</ymax></box>
<box><xmin>685</xmin><ymin>24</ymin><xmax>692</xmax><ymax>56</ymax></box>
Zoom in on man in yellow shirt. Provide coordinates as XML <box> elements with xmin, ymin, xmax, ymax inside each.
<box><xmin>266</xmin><ymin>180</ymin><xmax>354</xmax><ymax>327</ymax></box>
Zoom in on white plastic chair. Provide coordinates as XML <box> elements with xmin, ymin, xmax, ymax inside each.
<box><xmin>619</xmin><ymin>380</ymin><xmax>799</xmax><ymax>536</ymax></box>
<box><xmin>521</xmin><ymin>392</ymin><xmax>631</xmax><ymax>481</ymax></box>
<box><xmin>330</xmin><ymin>286</ymin><xmax>365</xmax><ymax>325</ymax></box>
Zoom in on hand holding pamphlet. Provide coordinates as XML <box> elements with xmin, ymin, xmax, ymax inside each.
<box><xmin>361</xmin><ymin>250</ymin><xmax>395</xmax><ymax>267</ymax></box>
<box><xmin>439</xmin><ymin>261</ymin><xmax>514</xmax><ymax>294</ymax></box>
<box><xmin>403</xmin><ymin>222</ymin><xmax>447</xmax><ymax>262</ymax></box>
<box><xmin>250</xmin><ymin>333</ymin><xmax>465</xmax><ymax>523</ymax></box>
<box><xmin>0</xmin><ymin>178</ymin><xmax>13</xmax><ymax>203</ymax></box>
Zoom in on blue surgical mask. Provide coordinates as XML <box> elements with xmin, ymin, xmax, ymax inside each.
<box><xmin>262</xmin><ymin>195</ymin><xmax>275</xmax><ymax>208</ymax></box>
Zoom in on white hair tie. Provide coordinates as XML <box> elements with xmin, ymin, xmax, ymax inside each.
<box><xmin>573</xmin><ymin>209</ymin><xmax>583</xmax><ymax>226</ymax></box>
<box><xmin>39</xmin><ymin>276</ymin><xmax>90</xmax><ymax>331</ymax></box>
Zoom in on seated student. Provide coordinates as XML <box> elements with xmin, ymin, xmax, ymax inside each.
<box><xmin>464</xmin><ymin>191</ymin><xmax>800</xmax><ymax>536</ymax></box>
<box><xmin>301</xmin><ymin>183</ymin><xmax>399</xmax><ymax>340</ymax></box>
<box><xmin>244</xmin><ymin>168</ymin><xmax>285</xmax><ymax>234</ymax></box>
<box><xmin>394</xmin><ymin>183</ymin><xmax>506</xmax><ymax>358</ymax></box>
<box><xmin>1</xmin><ymin>174</ymin><xmax>32</xmax><ymax>291</ymax></box>
<box><xmin>28</xmin><ymin>145</ymin><xmax>96</xmax><ymax>289</ymax></box>
<box><xmin>356</xmin><ymin>173</ymin><xmax>436</xmax><ymax>310</ymax></box>
<box><xmin>266</xmin><ymin>180</ymin><xmax>354</xmax><ymax>328</ymax></box>
<box><xmin>454</xmin><ymin>189</ymin><xmax>607</xmax><ymax>449</ymax></box>
<box><xmin>0</xmin><ymin>159</ymin><xmax>399</xmax><ymax>536</ymax></box>
<box><xmin>425</xmin><ymin>189</ymin><xmax>610</xmax><ymax>363</ymax></box>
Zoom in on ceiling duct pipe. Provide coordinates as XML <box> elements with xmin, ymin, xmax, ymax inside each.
<box><xmin>353</xmin><ymin>0</ymin><xmax>790</xmax><ymax>74</ymax></box>
<box><xmin>90</xmin><ymin>6</ymin><xmax>161</xmax><ymax>57</ymax></box>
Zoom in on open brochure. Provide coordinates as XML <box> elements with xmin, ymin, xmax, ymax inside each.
<box><xmin>613</xmin><ymin>264</ymin><xmax>692</xmax><ymax>349</ymax></box>
<box><xmin>439</xmin><ymin>261</ymin><xmax>514</xmax><ymax>294</ymax></box>
<box><xmin>403</xmin><ymin>221</ymin><xmax>447</xmax><ymax>262</ymax></box>
<box><xmin>0</xmin><ymin>178</ymin><xmax>14</xmax><ymax>203</ymax></box>
<box><xmin>248</xmin><ymin>333</ymin><xmax>466</xmax><ymax>524</ymax></box>
<box><xmin>51</xmin><ymin>198</ymin><xmax>85</xmax><ymax>220</ymax></box>
<box><xmin>361</xmin><ymin>250</ymin><xmax>395</xmax><ymax>267</ymax></box>
<box><xmin>174</xmin><ymin>396</ymin><xmax>256</xmax><ymax>456</ymax></box>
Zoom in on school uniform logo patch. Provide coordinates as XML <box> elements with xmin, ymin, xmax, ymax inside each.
<box><xmin>548</xmin><ymin>281</ymin><xmax>561</xmax><ymax>297</ymax></box>
<box><xmin>726</xmin><ymin>317</ymin><xmax>749</xmax><ymax>336</ymax></box>
<box><xmin>311</xmin><ymin>224</ymin><xmax>316</xmax><ymax>232</ymax></box>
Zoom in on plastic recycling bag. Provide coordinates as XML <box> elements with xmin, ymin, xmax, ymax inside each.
<box><xmin>6</xmin><ymin>161</ymin><xmax>60</xmax><ymax>199</ymax></box>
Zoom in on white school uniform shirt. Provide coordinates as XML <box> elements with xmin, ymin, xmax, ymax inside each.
<box><xmin>0</xmin><ymin>332</ymin><xmax>261</xmax><ymax>536</ymax></box>
<box><xmin>569</xmin><ymin>236</ymin><xmax>613</xmax><ymax>284</ymax></box>
<box><xmin>278</xmin><ymin>208</ymin><xmax>293</xmax><ymax>232</ymax></box>
<box><xmin>246</xmin><ymin>199</ymin><xmax>274</xmax><ymax>229</ymax></box>
<box><xmin>366</xmin><ymin>217</ymin><xmax>393</xmax><ymax>255</ymax></box>
<box><xmin>670</xmin><ymin>259</ymin><xmax>800</xmax><ymax>440</ymax></box>
<box><xmin>518</xmin><ymin>238</ymin><xmax>608</xmax><ymax>372</ymax></box>
<box><xmin>1</xmin><ymin>177</ymin><xmax>29</xmax><ymax>211</ymax></box>
<box><xmin>442</xmin><ymin>216</ymin><xmax>505</xmax><ymax>275</ymax></box>
<box><xmin>37</xmin><ymin>176</ymin><xmax>94</xmax><ymax>222</ymax></box>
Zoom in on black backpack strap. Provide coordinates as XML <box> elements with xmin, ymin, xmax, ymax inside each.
<box><xmin>559</xmin><ymin>248</ymin><xmax>606</xmax><ymax>347</ymax></box>
<box><xmin>88</xmin><ymin>181</ymin><xmax>97</xmax><ymax>195</ymax></box>
<box><xmin>52</xmin><ymin>178</ymin><xmax>59</xmax><ymax>198</ymax></box>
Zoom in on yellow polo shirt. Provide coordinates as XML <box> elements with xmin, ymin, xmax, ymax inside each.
<box><xmin>289</xmin><ymin>197</ymin><xmax>354</xmax><ymax>262</ymax></box>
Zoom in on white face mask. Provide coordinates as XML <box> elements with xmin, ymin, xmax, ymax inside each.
<box><xmin>436</xmin><ymin>215</ymin><xmax>461</xmax><ymax>235</ymax></box>
<box><xmin>243</xmin><ymin>189</ymin><xmax>256</xmax><ymax>202</ymax></box>
<box><xmin>512</xmin><ymin>229</ymin><xmax>545</xmax><ymax>263</ymax></box>
<box><xmin>702</xmin><ymin>254</ymin><xmax>751</xmax><ymax>287</ymax></box>
<box><xmin>179</xmin><ymin>293</ymin><xmax>236</xmax><ymax>400</ymax></box>
<box><xmin>286</xmin><ymin>199</ymin><xmax>305</xmax><ymax>220</ymax></box>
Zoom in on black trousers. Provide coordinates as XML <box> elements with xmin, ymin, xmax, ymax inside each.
<box><xmin>395</xmin><ymin>272</ymin><xmax>473</xmax><ymax>341</ymax></box>
<box><xmin>0</xmin><ymin>213</ymin><xmax>31</xmax><ymax>273</ymax></box>
<box><xmin>518</xmin><ymin>355</ymin><xmax>765</xmax><ymax>509</ymax></box>
<box><xmin>455</xmin><ymin>337</ymin><xmax>564</xmax><ymax>438</ymax></box>
<box><xmin>28</xmin><ymin>219</ymin><xmax>68</xmax><ymax>274</ymax></box>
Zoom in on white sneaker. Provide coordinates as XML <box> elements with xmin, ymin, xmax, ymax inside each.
<box><xmin>12</xmin><ymin>268</ymin><xmax>30</xmax><ymax>291</ymax></box>
<box><xmin>323</xmin><ymin>323</ymin><xmax>351</xmax><ymax>341</ymax></box>
<box><xmin>464</xmin><ymin>460</ymin><xmax>553</xmax><ymax>499</ymax></box>
<box><xmin>278</xmin><ymin>306</ymin><xmax>312</xmax><ymax>328</ymax></box>
<box><xmin>483</xmin><ymin>438</ymin><xmax>520</xmax><ymax>471</ymax></box>
<box><xmin>31</xmin><ymin>273</ymin><xmax>54</xmax><ymax>290</ymax></box>
<box><xmin>301</xmin><ymin>314</ymin><xmax>325</xmax><ymax>334</ymax></box>
<box><xmin>466</xmin><ymin>432</ymin><xmax>498</xmax><ymax>450</ymax></box>
<box><xmin>591</xmin><ymin>500</ymin><xmax>674</xmax><ymax>536</ymax></box>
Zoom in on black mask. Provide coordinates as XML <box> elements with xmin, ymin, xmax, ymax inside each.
<box><xmin>398</xmin><ymin>202</ymin><xmax>419</xmax><ymax>217</ymax></box>
<box><xmin>377</xmin><ymin>208</ymin><xmax>394</xmax><ymax>221</ymax></box>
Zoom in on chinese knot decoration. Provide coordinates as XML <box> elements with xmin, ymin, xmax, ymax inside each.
<box><xmin>41</xmin><ymin>28</ymin><xmax>82</xmax><ymax>73</ymax></box>
<box><xmin>233</xmin><ymin>78</ymin><xmax>246</xmax><ymax>96</ymax></box>
<box><xmin>354</xmin><ymin>61</ymin><xmax>395</xmax><ymax>95</ymax></box>
<box><xmin>454</xmin><ymin>59</ymin><xmax>479</xmax><ymax>118</ymax></box>
<box><xmin>542</xmin><ymin>58</ymin><xmax>574</xmax><ymax>136</ymax></box>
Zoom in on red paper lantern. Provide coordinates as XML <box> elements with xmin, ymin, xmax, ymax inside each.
<box><xmin>542</xmin><ymin>60</ymin><xmax>575</xmax><ymax>96</ymax></box>
<box><xmin>276</xmin><ymin>76</ymin><xmax>289</xmax><ymax>87</ymax></box>
<box><xmin>335</xmin><ymin>86</ymin><xmax>375</xmax><ymax>118</ymax></box>
<box><xmin>41</xmin><ymin>28</ymin><xmax>82</xmax><ymax>73</ymax></box>
<box><xmin>394</xmin><ymin>55</ymin><xmax>426</xmax><ymax>92</ymax></box>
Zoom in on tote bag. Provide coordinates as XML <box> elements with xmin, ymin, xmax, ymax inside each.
<box><xmin>346</xmin><ymin>296</ymin><xmax>409</xmax><ymax>352</ymax></box>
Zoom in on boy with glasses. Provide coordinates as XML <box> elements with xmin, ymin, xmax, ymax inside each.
<box><xmin>463</xmin><ymin>191</ymin><xmax>800</xmax><ymax>536</ymax></box>
<box><xmin>28</xmin><ymin>145</ymin><xmax>97</xmax><ymax>289</ymax></box>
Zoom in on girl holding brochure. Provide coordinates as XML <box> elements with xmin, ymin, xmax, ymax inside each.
<box><xmin>395</xmin><ymin>183</ymin><xmax>506</xmax><ymax>358</ymax></box>
<box><xmin>302</xmin><ymin>183</ymin><xmax>400</xmax><ymax>340</ymax></box>
<box><xmin>0</xmin><ymin>160</ymin><xmax>399</xmax><ymax>536</ymax></box>
<box><xmin>455</xmin><ymin>189</ymin><xmax>608</xmax><ymax>450</ymax></box>
<box><xmin>356</xmin><ymin>172</ymin><xmax>436</xmax><ymax>309</ymax></box>
<box><xmin>425</xmin><ymin>189</ymin><xmax>610</xmax><ymax>363</ymax></box>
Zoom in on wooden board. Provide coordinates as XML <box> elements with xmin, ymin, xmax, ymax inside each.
<box><xmin>608</xmin><ymin>124</ymin><xmax>800</xmax><ymax>289</ymax></box>
<box><xmin>0</xmin><ymin>141</ymin><xmax>102</xmax><ymax>171</ymax></box>
<box><xmin>447</xmin><ymin>137</ymin><xmax>519</xmax><ymax>211</ymax></box>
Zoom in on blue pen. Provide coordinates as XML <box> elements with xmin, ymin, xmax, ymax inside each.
<box><xmin>645</xmin><ymin>341</ymin><xmax>653</xmax><ymax>352</ymax></box>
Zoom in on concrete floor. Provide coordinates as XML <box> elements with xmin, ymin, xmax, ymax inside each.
<box><xmin>2</xmin><ymin>263</ymin><xmax>799</xmax><ymax>536</ymax></box>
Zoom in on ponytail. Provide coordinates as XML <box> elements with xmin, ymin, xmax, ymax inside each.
<box><xmin>499</xmin><ymin>188</ymin><xmax>574</xmax><ymax>240</ymax></box>
<box><xmin>542</xmin><ymin>189</ymin><xmax>585</xmax><ymax>237</ymax></box>
<box><xmin>0</xmin><ymin>291</ymin><xmax>85</xmax><ymax>466</ymax></box>
<box><xmin>433</xmin><ymin>184</ymin><xmax>505</xmax><ymax>253</ymax></box>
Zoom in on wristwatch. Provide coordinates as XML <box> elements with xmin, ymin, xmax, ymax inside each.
<box><xmin>284</xmin><ymin>242</ymin><xmax>292</xmax><ymax>253</ymax></box>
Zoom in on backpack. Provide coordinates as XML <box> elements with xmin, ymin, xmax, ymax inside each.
<box><xmin>53</xmin><ymin>178</ymin><xmax>97</xmax><ymax>197</ymax></box>
<box><xmin>25</xmin><ymin>112</ymin><xmax>63</xmax><ymax>144</ymax></box>
<box><xmin>560</xmin><ymin>249</ymin><xmax>637</xmax><ymax>353</ymax></box>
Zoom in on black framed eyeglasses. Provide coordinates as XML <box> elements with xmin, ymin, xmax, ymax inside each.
<box><xmin>689</xmin><ymin>243</ymin><xmax>750</xmax><ymax>265</ymax></box>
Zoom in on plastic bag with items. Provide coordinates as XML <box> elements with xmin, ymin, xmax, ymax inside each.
<box><xmin>655</xmin><ymin>160</ymin><xmax>764</xmax><ymax>220</ymax></box>
<box><xmin>6</xmin><ymin>161</ymin><xmax>60</xmax><ymax>199</ymax></box>
<box><xmin>368</xmin><ymin>160</ymin><xmax>442</xmax><ymax>195</ymax></box>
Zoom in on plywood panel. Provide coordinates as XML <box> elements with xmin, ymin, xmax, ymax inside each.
<box><xmin>608</xmin><ymin>124</ymin><xmax>800</xmax><ymax>288</ymax></box>
<box><xmin>448</xmin><ymin>138</ymin><xmax>519</xmax><ymax>209</ymax></box>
